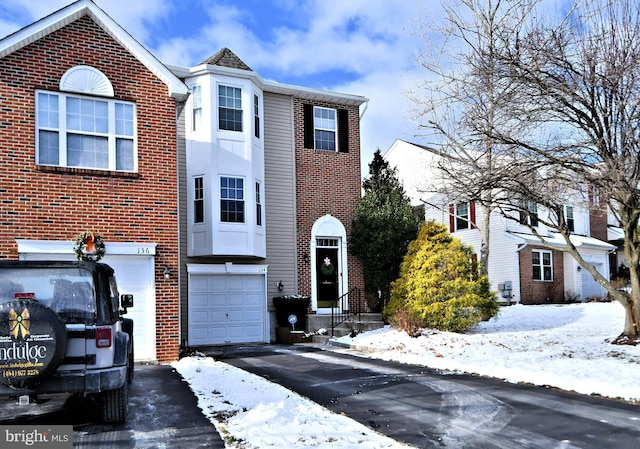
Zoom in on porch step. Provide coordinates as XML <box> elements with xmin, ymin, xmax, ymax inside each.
<box><xmin>307</xmin><ymin>313</ymin><xmax>385</xmax><ymax>338</ymax></box>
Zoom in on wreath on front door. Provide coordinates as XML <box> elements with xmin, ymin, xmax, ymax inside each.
<box><xmin>73</xmin><ymin>232</ymin><xmax>105</xmax><ymax>262</ymax></box>
<box><xmin>320</xmin><ymin>256</ymin><xmax>335</xmax><ymax>276</ymax></box>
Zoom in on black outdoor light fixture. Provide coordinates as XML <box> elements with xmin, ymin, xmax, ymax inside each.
<box><xmin>164</xmin><ymin>266</ymin><xmax>171</xmax><ymax>280</ymax></box>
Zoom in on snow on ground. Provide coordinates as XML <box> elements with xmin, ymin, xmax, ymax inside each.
<box><xmin>172</xmin><ymin>356</ymin><xmax>412</xmax><ymax>449</ymax></box>
<box><xmin>335</xmin><ymin>301</ymin><xmax>640</xmax><ymax>402</ymax></box>
<box><xmin>173</xmin><ymin>301</ymin><xmax>639</xmax><ymax>448</ymax></box>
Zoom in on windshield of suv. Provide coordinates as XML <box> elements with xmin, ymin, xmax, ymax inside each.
<box><xmin>0</xmin><ymin>267</ymin><xmax>96</xmax><ymax>324</ymax></box>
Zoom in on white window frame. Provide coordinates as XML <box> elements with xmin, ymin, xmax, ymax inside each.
<box><xmin>194</xmin><ymin>176</ymin><xmax>204</xmax><ymax>224</ymax></box>
<box><xmin>218</xmin><ymin>84</ymin><xmax>243</xmax><ymax>132</ymax></box>
<box><xmin>564</xmin><ymin>205</ymin><xmax>574</xmax><ymax>232</ymax></box>
<box><xmin>36</xmin><ymin>90</ymin><xmax>137</xmax><ymax>172</ymax></box>
<box><xmin>255</xmin><ymin>181</ymin><xmax>262</xmax><ymax>227</ymax></box>
<box><xmin>192</xmin><ymin>85</ymin><xmax>202</xmax><ymax>132</ymax></box>
<box><xmin>313</xmin><ymin>106</ymin><xmax>337</xmax><ymax>151</ymax></box>
<box><xmin>455</xmin><ymin>202</ymin><xmax>469</xmax><ymax>230</ymax></box>
<box><xmin>532</xmin><ymin>250</ymin><xmax>553</xmax><ymax>281</ymax></box>
<box><xmin>220</xmin><ymin>176</ymin><xmax>245</xmax><ymax>223</ymax></box>
<box><xmin>253</xmin><ymin>93</ymin><xmax>260</xmax><ymax>139</ymax></box>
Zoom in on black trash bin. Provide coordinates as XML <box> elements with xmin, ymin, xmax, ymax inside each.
<box><xmin>273</xmin><ymin>295</ymin><xmax>310</xmax><ymax>343</ymax></box>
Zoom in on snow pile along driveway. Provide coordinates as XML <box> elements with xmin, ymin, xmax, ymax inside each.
<box><xmin>336</xmin><ymin>302</ymin><xmax>640</xmax><ymax>402</ymax></box>
<box><xmin>173</xmin><ymin>356</ymin><xmax>413</xmax><ymax>449</ymax></box>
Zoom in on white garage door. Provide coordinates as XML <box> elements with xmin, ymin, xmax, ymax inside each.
<box><xmin>188</xmin><ymin>272</ymin><xmax>266</xmax><ymax>346</ymax></box>
<box><xmin>102</xmin><ymin>255</ymin><xmax>156</xmax><ymax>361</ymax></box>
<box><xmin>17</xmin><ymin>240</ymin><xmax>157</xmax><ymax>362</ymax></box>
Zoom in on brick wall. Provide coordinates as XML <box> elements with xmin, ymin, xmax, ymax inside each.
<box><xmin>518</xmin><ymin>246</ymin><xmax>565</xmax><ymax>304</ymax></box>
<box><xmin>293</xmin><ymin>98</ymin><xmax>365</xmax><ymax>310</ymax></box>
<box><xmin>0</xmin><ymin>17</ymin><xmax>180</xmax><ymax>362</ymax></box>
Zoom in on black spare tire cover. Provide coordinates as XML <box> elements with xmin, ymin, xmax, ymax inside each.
<box><xmin>0</xmin><ymin>299</ymin><xmax>67</xmax><ymax>388</ymax></box>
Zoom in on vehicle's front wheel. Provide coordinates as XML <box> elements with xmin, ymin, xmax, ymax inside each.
<box><xmin>97</xmin><ymin>381</ymin><xmax>129</xmax><ymax>423</ymax></box>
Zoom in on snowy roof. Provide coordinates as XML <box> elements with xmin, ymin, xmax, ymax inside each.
<box><xmin>506</xmin><ymin>231</ymin><xmax>616</xmax><ymax>251</ymax></box>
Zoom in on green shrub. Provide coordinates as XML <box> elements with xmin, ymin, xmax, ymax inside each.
<box><xmin>384</xmin><ymin>221</ymin><xmax>498</xmax><ymax>334</ymax></box>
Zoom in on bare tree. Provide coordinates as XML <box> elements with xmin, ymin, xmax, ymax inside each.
<box><xmin>409</xmin><ymin>0</ymin><xmax>537</xmax><ymax>276</ymax></box>
<box><xmin>488</xmin><ymin>0</ymin><xmax>640</xmax><ymax>342</ymax></box>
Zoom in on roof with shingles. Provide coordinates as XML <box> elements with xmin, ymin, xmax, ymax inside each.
<box><xmin>201</xmin><ymin>47</ymin><xmax>252</xmax><ymax>71</ymax></box>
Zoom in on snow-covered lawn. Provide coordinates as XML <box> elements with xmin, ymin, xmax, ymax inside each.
<box><xmin>173</xmin><ymin>301</ymin><xmax>639</xmax><ymax>448</ymax></box>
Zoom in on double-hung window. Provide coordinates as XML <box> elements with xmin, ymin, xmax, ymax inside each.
<box><xmin>220</xmin><ymin>177</ymin><xmax>244</xmax><ymax>223</ymax></box>
<box><xmin>36</xmin><ymin>91</ymin><xmax>135</xmax><ymax>171</ymax></box>
<box><xmin>218</xmin><ymin>85</ymin><xmax>242</xmax><ymax>131</ymax></box>
<box><xmin>255</xmin><ymin>181</ymin><xmax>262</xmax><ymax>226</ymax></box>
<box><xmin>532</xmin><ymin>250</ymin><xmax>552</xmax><ymax>281</ymax></box>
<box><xmin>519</xmin><ymin>200</ymin><xmax>539</xmax><ymax>227</ymax></box>
<box><xmin>313</xmin><ymin>106</ymin><xmax>337</xmax><ymax>151</ymax></box>
<box><xmin>449</xmin><ymin>201</ymin><xmax>475</xmax><ymax>232</ymax></box>
<box><xmin>194</xmin><ymin>176</ymin><xmax>204</xmax><ymax>224</ymax></box>
<box><xmin>192</xmin><ymin>85</ymin><xmax>202</xmax><ymax>132</ymax></box>
<box><xmin>456</xmin><ymin>202</ymin><xmax>469</xmax><ymax>230</ymax></box>
<box><xmin>254</xmin><ymin>94</ymin><xmax>260</xmax><ymax>138</ymax></box>
<box><xmin>564</xmin><ymin>205</ymin><xmax>574</xmax><ymax>232</ymax></box>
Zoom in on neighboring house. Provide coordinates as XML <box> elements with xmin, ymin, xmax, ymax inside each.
<box><xmin>384</xmin><ymin>139</ymin><xmax>615</xmax><ymax>304</ymax></box>
<box><xmin>0</xmin><ymin>0</ymin><xmax>367</xmax><ymax>361</ymax></box>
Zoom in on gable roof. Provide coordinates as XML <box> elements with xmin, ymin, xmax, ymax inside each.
<box><xmin>0</xmin><ymin>0</ymin><xmax>188</xmax><ymax>100</ymax></box>
<box><xmin>201</xmin><ymin>48</ymin><xmax>252</xmax><ymax>71</ymax></box>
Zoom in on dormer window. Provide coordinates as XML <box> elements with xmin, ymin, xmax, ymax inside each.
<box><xmin>218</xmin><ymin>85</ymin><xmax>242</xmax><ymax>131</ymax></box>
<box><xmin>36</xmin><ymin>66</ymin><xmax>136</xmax><ymax>171</ymax></box>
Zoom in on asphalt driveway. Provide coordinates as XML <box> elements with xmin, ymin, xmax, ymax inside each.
<box><xmin>0</xmin><ymin>364</ymin><xmax>224</xmax><ymax>449</ymax></box>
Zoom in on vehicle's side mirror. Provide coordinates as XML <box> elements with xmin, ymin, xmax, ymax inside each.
<box><xmin>120</xmin><ymin>294</ymin><xmax>133</xmax><ymax>313</ymax></box>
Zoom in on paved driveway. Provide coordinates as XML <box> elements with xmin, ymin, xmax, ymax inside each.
<box><xmin>207</xmin><ymin>343</ymin><xmax>640</xmax><ymax>449</ymax></box>
<box><xmin>0</xmin><ymin>364</ymin><xmax>224</xmax><ymax>449</ymax></box>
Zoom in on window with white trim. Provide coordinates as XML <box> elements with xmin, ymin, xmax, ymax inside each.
<box><xmin>456</xmin><ymin>202</ymin><xmax>469</xmax><ymax>230</ymax></box>
<box><xmin>255</xmin><ymin>181</ymin><xmax>262</xmax><ymax>226</ymax></box>
<box><xmin>519</xmin><ymin>200</ymin><xmax>539</xmax><ymax>226</ymax></box>
<box><xmin>314</xmin><ymin>106</ymin><xmax>337</xmax><ymax>151</ymax></box>
<box><xmin>192</xmin><ymin>85</ymin><xmax>202</xmax><ymax>132</ymax></box>
<box><xmin>218</xmin><ymin>85</ymin><xmax>242</xmax><ymax>131</ymax></box>
<box><xmin>194</xmin><ymin>176</ymin><xmax>204</xmax><ymax>224</ymax></box>
<box><xmin>564</xmin><ymin>205</ymin><xmax>574</xmax><ymax>232</ymax></box>
<box><xmin>532</xmin><ymin>250</ymin><xmax>552</xmax><ymax>281</ymax></box>
<box><xmin>254</xmin><ymin>94</ymin><xmax>260</xmax><ymax>138</ymax></box>
<box><xmin>220</xmin><ymin>176</ymin><xmax>244</xmax><ymax>223</ymax></box>
<box><xmin>36</xmin><ymin>91</ymin><xmax>136</xmax><ymax>171</ymax></box>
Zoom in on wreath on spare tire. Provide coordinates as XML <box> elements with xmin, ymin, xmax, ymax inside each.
<box><xmin>0</xmin><ymin>299</ymin><xmax>67</xmax><ymax>388</ymax></box>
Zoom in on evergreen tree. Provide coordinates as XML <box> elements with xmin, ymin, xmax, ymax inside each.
<box><xmin>350</xmin><ymin>150</ymin><xmax>421</xmax><ymax>310</ymax></box>
<box><xmin>384</xmin><ymin>221</ymin><xmax>498</xmax><ymax>334</ymax></box>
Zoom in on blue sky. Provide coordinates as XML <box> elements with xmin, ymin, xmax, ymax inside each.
<box><xmin>0</xmin><ymin>0</ymin><xmax>432</xmax><ymax>177</ymax></box>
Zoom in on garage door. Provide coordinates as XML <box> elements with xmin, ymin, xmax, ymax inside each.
<box><xmin>188</xmin><ymin>272</ymin><xmax>266</xmax><ymax>346</ymax></box>
<box><xmin>17</xmin><ymin>240</ymin><xmax>157</xmax><ymax>362</ymax></box>
<box><xmin>102</xmin><ymin>255</ymin><xmax>156</xmax><ymax>361</ymax></box>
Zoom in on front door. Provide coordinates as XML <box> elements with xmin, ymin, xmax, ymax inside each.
<box><xmin>316</xmin><ymin>246</ymin><xmax>339</xmax><ymax>309</ymax></box>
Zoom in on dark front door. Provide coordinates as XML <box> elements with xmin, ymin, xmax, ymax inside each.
<box><xmin>316</xmin><ymin>247</ymin><xmax>339</xmax><ymax>309</ymax></box>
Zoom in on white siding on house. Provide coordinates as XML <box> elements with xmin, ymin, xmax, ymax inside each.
<box><xmin>386</xmin><ymin>138</ymin><xmax>614</xmax><ymax>304</ymax></box>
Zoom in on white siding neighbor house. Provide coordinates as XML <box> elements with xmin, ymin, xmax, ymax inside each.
<box><xmin>384</xmin><ymin>139</ymin><xmax>616</xmax><ymax>304</ymax></box>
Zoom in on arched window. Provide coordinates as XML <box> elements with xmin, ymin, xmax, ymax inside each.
<box><xmin>36</xmin><ymin>66</ymin><xmax>136</xmax><ymax>171</ymax></box>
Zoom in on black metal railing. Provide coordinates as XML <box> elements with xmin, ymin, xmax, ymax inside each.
<box><xmin>330</xmin><ymin>287</ymin><xmax>362</xmax><ymax>336</ymax></box>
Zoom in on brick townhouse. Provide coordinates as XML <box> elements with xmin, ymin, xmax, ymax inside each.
<box><xmin>0</xmin><ymin>0</ymin><xmax>367</xmax><ymax>361</ymax></box>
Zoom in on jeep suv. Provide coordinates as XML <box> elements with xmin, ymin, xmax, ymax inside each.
<box><xmin>0</xmin><ymin>260</ymin><xmax>134</xmax><ymax>423</ymax></box>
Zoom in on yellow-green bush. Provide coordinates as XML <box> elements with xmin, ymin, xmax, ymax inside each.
<box><xmin>384</xmin><ymin>221</ymin><xmax>498</xmax><ymax>334</ymax></box>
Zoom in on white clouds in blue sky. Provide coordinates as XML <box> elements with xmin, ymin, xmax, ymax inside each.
<box><xmin>0</xmin><ymin>0</ymin><xmax>439</xmax><ymax>175</ymax></box>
